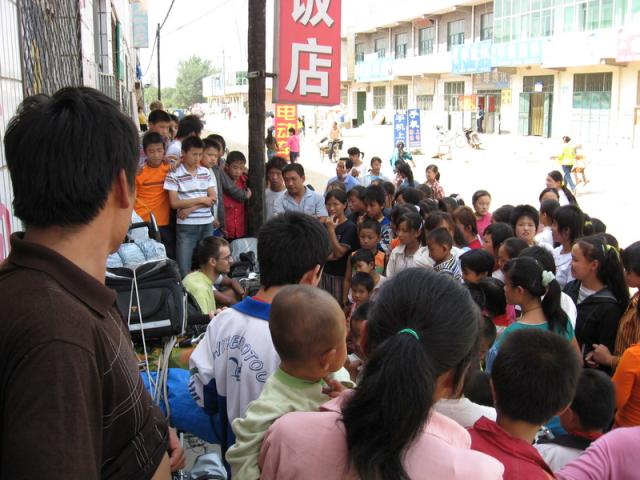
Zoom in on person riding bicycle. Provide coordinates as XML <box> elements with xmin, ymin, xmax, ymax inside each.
<box><xmin>390</xmin><ymin>141</ymin><xmax>416</xmax><ymax>168</ymax></box>
<box><xmin>328</xmin><ymin>121</ymin><xmax>342</xmax><ymax>162</ymax></box>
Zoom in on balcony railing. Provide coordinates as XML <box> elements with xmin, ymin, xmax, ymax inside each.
<box><xmin>97</xmin><ymin>72</ymin><xmax>117</xmax><ymax>101</ymax></box>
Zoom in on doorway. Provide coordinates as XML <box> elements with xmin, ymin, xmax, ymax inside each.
<box><xmin>356</xmin><ymin>91</ymin><xmax>366</xmax><ymax>127</ymax></box>
<box><xmin>519</xmin><ymin>75</ymin><xmax>554</xmax><ymax>137</ymax></box>
<box><xmin>530</xmin><ymin>93</ymin><xmax>545</xmax><ymax>136</ymax></box>
<box><xmin>475</xmin><ymin>91</ymin><xmax>501</xmax><ymax>134</ymax></box>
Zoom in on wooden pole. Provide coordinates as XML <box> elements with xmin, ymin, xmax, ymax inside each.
<box><xmin>247</xmin><ymin>0</ymin><xmax>266</xmax><ymax>235</ymax></box>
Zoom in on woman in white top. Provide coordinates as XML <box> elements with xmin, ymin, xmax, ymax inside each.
<box><xmin>386</xmin><ymin>210</ymin><xmax>430</xmax><ymax>278</ymax></box>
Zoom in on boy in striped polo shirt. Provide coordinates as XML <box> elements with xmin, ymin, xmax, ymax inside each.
<box><xmin>164</xmin><ymin>136</ymin><xmax>217</xmax><ymax>277</ymax></box>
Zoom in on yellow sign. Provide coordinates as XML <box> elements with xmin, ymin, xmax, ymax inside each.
<box><xmin>501</xmin><ymin>89</ymin><xmax>512</xmax><ymax>106</ymax></box>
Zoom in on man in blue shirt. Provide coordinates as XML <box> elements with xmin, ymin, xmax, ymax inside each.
<box><xmin>273</xmin><ymin>163</ymin><xmax>328</xmax><ymax>217</ymax></box>
<box><xmin>326</xmin><ymin>158</ymin><xmax>359</xmax><ymax>192</ymax></box>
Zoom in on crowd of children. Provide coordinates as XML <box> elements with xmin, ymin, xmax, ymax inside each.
<box><xmin>134</xmin><ymin>112</ymin><xmax>640</xmax><ymax>478</ymax></box>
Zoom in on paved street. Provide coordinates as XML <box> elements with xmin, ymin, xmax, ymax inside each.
<box><xmin>207</xmin><ymin>115</ymin><xmax>638</xmax><ymax>248</ymax></box>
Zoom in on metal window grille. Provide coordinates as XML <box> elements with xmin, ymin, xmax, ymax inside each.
<box><xmin>18</xmin><ymin>0</ymin><xmax>82</xmax><ymax>97</ymax></box>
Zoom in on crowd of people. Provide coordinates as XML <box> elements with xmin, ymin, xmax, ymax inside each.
<box><xmin>1</xmin><ymin>87</ymin><xmax>638</xmax><ymax>480</ymax></box>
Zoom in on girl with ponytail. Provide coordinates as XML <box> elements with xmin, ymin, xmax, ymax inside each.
<box><xmin>485</xmin><ymin>256</ymin><xmax>577</xmax><ymax>372</ymax></box>
<box><xmin>565</xmin><ymin>235</ymin><xmax>630</xmax><ymax>370</ymax></box>
<box><xmin>259</xmin><ymin>269</ymin><xmax>504</xmax><ymax>480</ymax></box>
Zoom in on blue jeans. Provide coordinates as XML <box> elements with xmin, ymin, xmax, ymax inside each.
<box><xmin>562</xmin><ymin>165</ymin><xmax>576</xmax><ymax>191</ymax></box>
<box><xmin>176</xmin><ymin>223</ymin><xmax>214</xmax><ymax>277</ymax></box>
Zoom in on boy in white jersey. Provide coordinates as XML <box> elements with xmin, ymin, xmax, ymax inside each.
<box><xmin>164</xmin><ymin>136</ymin><xmax>216</xmax><ymax>277</ymax></box>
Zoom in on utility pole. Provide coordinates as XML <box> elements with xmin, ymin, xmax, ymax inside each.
<box><xmin>247</xmin><ymin>0</ymin><xmax>266</xmax><ymax>235</ymax></box>
<box><xmin>156</xmin><ymin>23</ymin><xmax>161</xmax><ymax>101</ymax></box>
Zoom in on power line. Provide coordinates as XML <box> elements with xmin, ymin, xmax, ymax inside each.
<box><xmin>143</xmin><ymin>0</ymin><xmax>177</xmax><ymax>78</ymax></box>
<box><xmin>160</xmin><ymin>0</ymin><xmax>176</xmax><ymax>30</ymax></box>
<box><xmin>164</xmin><ymin>0</ymin><xmax>235</xmax><ymax>36</ymax></box>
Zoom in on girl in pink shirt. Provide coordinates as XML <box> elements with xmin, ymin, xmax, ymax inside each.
<box><xmin>259</xmin><ymin>268</ymin><xmax>504</xmax><ymax>480</ymax></box>
<box><xmin>473</xmin><ymin>189</ymin><xmax>493</xmax><ymax>237</ymax></box>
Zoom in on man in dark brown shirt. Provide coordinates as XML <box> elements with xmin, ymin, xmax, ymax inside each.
<box><xmin>0</xmin><ymin>88</ymin><xmax>184</xmax><ymax>479</ymax></box>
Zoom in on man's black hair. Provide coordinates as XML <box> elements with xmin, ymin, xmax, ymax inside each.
<box><xmin>492</xmin><ymin>204</ymin><xmax>515</xmax><ymax>224</ymax></box>
<box><xmin>351</xmin><ymin>272</ymin><xmax>374</xmax><ymax>292</ymax></box>
<box><xmin>282</xmin><ymin>163</ymin><xmax>305</xmax><ymax>177</ymax></box>
<box><xmin>363</xmin><ymin>185</ymin><xmax>386</xmax><ymax>206</ymax></box>
<box><xmin>148</xmin><ymin>109</ymin><xmax>171</xmax><ymax>124</ymax></box>
<box><xmin>492</xmin><ymin>329</ymin><xmax>581</xmax><ymax>424</ymax></box>
<box><xmin>142</xmin><ymin>131</ymin><xmax>165</xmax><ymax>151</ymax></box>
<box><xmin>258</xmin><ymin>212</ymin><xmax>329</xmax><ymax>289</ymax></box>
<box><xmin>181</xmin><ymin>136</ymin><xmax>204</xmax><ymax>152</ymax></box>
<box><xmin>226</xmin><ymin>151</ymin><xmax>247</xmax><ymax>166</ymax></box>
<box><xmin>196</xmin><ymin>237</ymin><xmax>229</xmax><ymax>267</ymax></box>
<box><xmin>266</xmin><ymin>156</ymin><xmax>287</xmax><ymax>173</ymax></box>
<box><xmin>347</xmin><ymin>146</ymin><xmax>361</xmax><ymax>156</ymax></box>
<box><xmin>570</xmin><ymin>369</ymin><xmax>615</xmax><ymax>431</ymax></box>
<box><xmin>426</xmin><ymin>227</ymin><xmax>453</xmax><ymax>248</ymax></box>
<box><xmin>460</xmin><ymin>249</ymin><xmax>494</xmax><ymax>276</ymax></box>
<box><xmin>176</xmin><ymin>114</ymin><xmax>204</xmax><ymax>138</ymax></box>
<box><xmin>4</xmin><ymin>87</ymin><xmax>138</xmax><ymax>227</ymax></box>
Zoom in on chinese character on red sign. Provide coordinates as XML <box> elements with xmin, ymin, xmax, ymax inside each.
<box><xmin>274</xmin><ymin>104</ymin><xmax>298</xmax><ymax>155</ymax></box>
<box><xmin>274</xmin><ymin>0</ymin><xmax>341</xmax><ymax>106</ymax></box>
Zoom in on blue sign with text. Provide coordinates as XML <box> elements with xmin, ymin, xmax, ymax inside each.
<box><xmin>393</xmin><ymin>112</ymin><xmax>407</xmax><ymax>147</ymax></box>
<box><xmin>407</xmin><ymin>109</ymin><xmax>421</xmax><ymax>148</ymax></box>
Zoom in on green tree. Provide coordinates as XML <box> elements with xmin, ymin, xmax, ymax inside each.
<box><xmin>175</xmin><ymin>55</ymin><xmax>215</xmax><ymax>108</ymax></box>
<box><xmin>144</xmin><ymin>86</ymin><xmax>178</xmax><ymax>111</ymax></box>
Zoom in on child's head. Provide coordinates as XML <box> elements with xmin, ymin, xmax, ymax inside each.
<box><xmin>370</xmin><ymin>156</ymin><xmax>382</xmax><ymax>174</ymax></box>
<box><xmin>478</xmin><ymin>277</ymin><xmax>507</xmax><ymax>317</ymax></box>
<box><xmin>503</xmin><ymin>256</ymin><xmax>568</xmax><ymax>333</ymax></box>
<box><xmin>169</xmin><ymin>114</ymin><xmax>179</xmax><ymax>139</ymax></box>
<box><xmin>539</xmin><ymin>198</ymin><xmax>560</xmax><ymax>227</ymax></box>
<box><xmin>363</xmin><ymin>185</ymin><xmax>386</xmax><ymax>220</ymax></box>
<box><xmin>347</xmin><ymin>146</ymin><xmax>362</xmax><ymax>164</ymax></box>
<box><xmin>394</xmin><ymin>187</ymin><xmax>422</xmax><ymax>206</ymax></box>
<box><xmin>426</xmin><ymin>227</ymin><xmax>453</xmax><ymax>264</ymax></box>
<box><xmin>460</xmin><ymin>249</ymin><xmax>495</xmax><ymax>283</ymax></box>
<box><xmin>142</xmin><ymin>131</ymin><xmax>165</xmax><ymax>167</ymax></box>
<box><xmin>207</xmin><ymin>133</ymin><xmax>227</xmax><ymax>154</ymax></box>
<box><xmin>352</xmin><ymin>248</ymin><xmax>375</xmax><ymax>274</ymax></box>
<box><xmin>491</xmin><ymin>204</ymin><xmax>515</xmax><ymax>224</ymax></box>
<box><xmin>196</xmin><ymin>236</ymin><xmax>231</xmax><ymax>275</ymax></box>
<box><xmin>395</xmin><ymin>162</ymin><xmax>415</xmax><ymax>186</ymax></box>
<box><xmin>463</xmin><ymin>369</ymin><xmax>494</xmax><ymax>407</ymax></box>
<box><xmin>453</xmin><ymin>206</ymin><xmax>478</xmax><ymax>243</ymax></box>
<box><xmin>552</xmin><ymin>204</ymin><xmax>584</xmax><ymax>245</ymax></box>
<box><xmin>482</xmin><ymin>222</ymin><xmax>514</xmax><ymax>259</ymax></box>
<box><xmin>560</xmin><ymin>369</ymin><xmax>615</xmax><ymax>434</ymax></box>
<box><xmin>181</xmin><ymin>136</ymin><xmax>204</xmax><ymax>166</ymax></box>
<box><xmin>572</xmin><ymin>235</ymin><xmax>629</xmax><ymax>306</ymax></box>
<box><xmin>491</xmin><ymin>328</ymin><xmax>581</xmax><ymax>425</ymax></box>
<box><xmin>425</xmin><ymin>164</ymin><xmax>440</xmax><ymax>182</ymax></box>
<box><xmin>563</xmin><ymin>135</ymin><xmax>571</xmax><ymax>143</ymax></box>
<box><xmin>519</xmin><ymin>245</ymin><xmax>556</xmax><ymax>274</ymax></box>
<box><xmin>225</xmin><ymin>151</ymin><xmax>247</xmax><ymax>180</ymax></box>
<box><xmin>325</xmin><ymin>189</ymin><xmax>348</xmax><ymax>218</ymax></box>
<box><xmin>510</xmin><ymin>204</ymin><xmax>539</xmax><ymax>245</ymax></box>
<box><xmin>265</xmin><ymin>155</ymin><xmax>287</xmax><ymax>190</ymax></box>
<box><xmin>288</xmin><ymin>127</ymin><xmax>296</xmax><ymax>136</ymax></box>
<box><xmin>497</xmin><ymin>237</ymin><xmax>528</xmax><ymax>271</ymax></box>
<box><xmin>351</xmin><ymin>272</ymin><xmax>374</xmax><ymax>304</ymax></box>
<box><xmin>539</xmin><ymin>187</ymin><xmax>560</xmax><ymax>204</ymax></box>
<box><xmin>176</xmin><ymin>114</ymin><xmax>204</xmax><ymax>139</ymax></box>
<box><xmin>622</xmin><ymin>241</ymin><xmax>640</xmax><ymax>290</ymax></box>
<box><xmin>147</xmin><ymin>109</ymin><xmax>172</xmax><ymax>138</ymax></box>
<box><xmin>201</xmin><ymin>138</ymin><xmax>222</xmax><ymax>168</ymax></box>
<box><xmin>270</xmin><ymin>285</ymin><xmax>347</xmax><ymax>377</ymax></box>
<box><xmin>472</xmin><ymin>190</ymin><xmax>491</xmax><ymax>217</ymax></box>
<box><xmin>546</xmin><ymin>170</ymin><xmax>565</xmax><ymax>190</ymax></box>
<box><xmin>357</xmin><ymin>219</ymin><xmax>381</xmax><ymax>251</ymax></box>
<box><xmin>350</xmin><ymin>301</ymin><xmax>372</xmax><ymax>359</ymax></box>
<box><xmin>396</xmin><ymin>211</ymin><xmax>424</xmax><ymax>247</ymax></box>
<box><xmin>347</xmin><ymin>186</ymin><xmax>366</xmax><ymax>214</ymax></box>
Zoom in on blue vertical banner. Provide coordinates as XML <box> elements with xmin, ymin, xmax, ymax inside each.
<box><xmin>393</xmin><ymin>111</ymin><xmax>407</xmax><ymax>147</ymax></box>
<box><xmin>407</xmin><ymin>108</ymin><xmax>421</xmax><ymax>148</ymax></box>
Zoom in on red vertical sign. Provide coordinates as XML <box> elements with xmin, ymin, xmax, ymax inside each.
<box><xmin>274</xmin><ymin>104</ymin><xmax>298</xmax><ymax>155</ymax></box>
<box><xmin>274</xmin><ymin>0</ymin><xmax>341</xmax><ymax>106</ymax></box>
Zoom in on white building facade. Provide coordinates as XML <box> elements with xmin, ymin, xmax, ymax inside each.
<box><xmin>341</xmin><ymin>0</ymin><xmax>640</xmax><ymax>147</ymax></box>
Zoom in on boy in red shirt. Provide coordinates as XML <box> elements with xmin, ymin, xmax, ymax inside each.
<box><xmin>469</xmin><ymin>329</ymin><xmax>581</xmax><ymax>480</ymax></box>
<box><xmin>223</xmin><ymin>151</ymin><xmax>251</xmax><ymax>240</ymax></box>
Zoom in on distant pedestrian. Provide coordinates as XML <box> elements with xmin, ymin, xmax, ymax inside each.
<box><xmin>476</xmin><ymin>108</ymin><xmax>484</xmax><ymax>133</ymax></box>
<box><xmin>138</xmin><ymin>106</ymin><xmax>148</xmax><ymax>131</ymax></box>
<box><xmin>552</xmin><ymin>136</ymin><xmax>577</xmax><ymax>193</ymax></box>
<box><xmin>286</xmin><ymin>127</ymin><xmax>300</xmax><ymax>163</ymax></box>
<box><xmin>390</xmin><ymin>141</ymin><xmax>415</xmax><ymax>168</ymax></box>
<box><xmin>265</xmin><ymin>127</ymin><xmax>277</xmax><ymax>160</ymax></box>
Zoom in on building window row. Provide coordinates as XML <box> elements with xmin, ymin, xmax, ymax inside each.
<box><xmin>373</xmin><ymin>86</ymin><xmax>386</xmax><ymax>109</ymax></box>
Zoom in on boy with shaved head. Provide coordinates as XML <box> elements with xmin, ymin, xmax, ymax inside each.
<box><xmin>226</xmin><ymin>285</ymin><xmax>350</xmax><ymax>479</ymax></box>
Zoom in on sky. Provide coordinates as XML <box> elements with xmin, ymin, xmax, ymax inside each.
<box><xmin>138</xmin><ymin>0</ymin><xmax>276</xmax><ymax>88</ymax></box>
